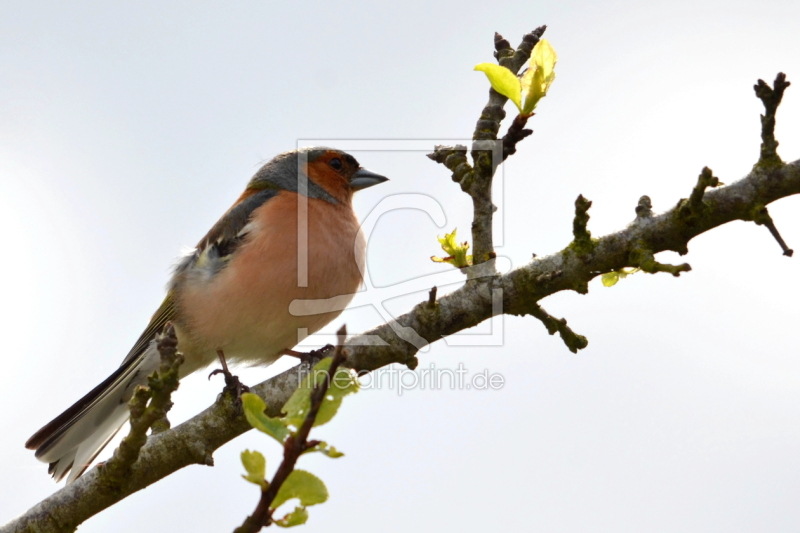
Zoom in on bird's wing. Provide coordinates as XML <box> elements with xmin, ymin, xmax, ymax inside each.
<box><xmin>124</xmin><ymin>189</ymin><xmax>281</xmax><ymax>366</ymax></box>
<box><xmin>196</xmin><ymin>188</ymin><xmax>281</xmax><ymax>254</ymax></box>
<box><xmin>120</xmin><ymin>292</ymin><xmax>178</xmax><ymax>365</ymax></box>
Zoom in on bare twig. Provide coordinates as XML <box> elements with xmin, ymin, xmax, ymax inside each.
<box><xmin>754</xmin><ymin>72</ymin><xmax>790</xmax><ymax>168</ymax></box>
<box><xmin>501</xmin><ymin>113</ymin><xmax>534</xmax><ymax>160</ymax></box>
<box><xmin>750</xmin><ymin>204</ymin><xmax>794</xmax><ymax>257</ymax></box>
<box><xmin>427</xmin><ymin>145</ymin><xmax>472</xmax><ymax>191</ymax></box>
<box><xmin>632</xmin><ymin>247</ymin><xmax>692</xmax><ymax>277</ymax></box>
<box><xmin>526</xmin><ymin>304</ymin><xmax>588</xmax><ymax>354</ymax></box>
<box><xmin>635</xmin><ymin>195</ymin><xmax>653</xmax><ymax>219</ymax></box>
<box><xmin>427</xmin><ymin>286</ymin><xmax>438</xmax><ymax>308</ymax></box>
<box><xmin>572</xmin><ymin>195</ymin><xmax>593</xmax><ymax>251</ymax></box>
<box><xmin>687</xmin><ymin>167</ymin><xmax>720</xmax><ymax>210</ymax></box>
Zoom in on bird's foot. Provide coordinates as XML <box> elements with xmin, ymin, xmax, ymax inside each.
<box><xmin>209</xmin><ymin>350</ymin><xmax>250</xmax><ymax>399</ymax></box>
<box><xmin>208</xmin><ymin>368</ymin><xmax>250</xmax><ymax>398</ymax></box>
<box><xmin>281</xmin><ymin>344</ymin><xmax>335</xmax><ymax>366</ymax></box>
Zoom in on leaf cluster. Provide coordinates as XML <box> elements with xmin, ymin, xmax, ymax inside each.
<box><xmin>475</xmin><ymin>38</ymin><xmax>557</xmax><ymax>115</ymax></box>
<box><xmin>238</xmin><ymin>357</ymin><xmax>359</xmax><ymax>528</ymax></box>
<box><xmin>431</xmin><ymin>228</ymin><xmax>473</xmax><ymax>268</ymax></box>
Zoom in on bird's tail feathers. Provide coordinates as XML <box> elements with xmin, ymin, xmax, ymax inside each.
<box><xmin>26</xmin><ymin>342</ymin><xmax>160</xmax><ymax>482</ymax></box>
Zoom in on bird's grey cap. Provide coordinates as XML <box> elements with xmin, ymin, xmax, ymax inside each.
<box><xmin>248</xmin><ymin>147</ymin><xmax>341</xmax><ymax>204</ymax></box>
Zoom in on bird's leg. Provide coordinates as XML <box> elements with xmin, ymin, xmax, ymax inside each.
<box><xmin>208</xmin><ymin>349</ymin><xmax>249</xmax><ymax>398</ymax></box>
<box><xmin>280</xmin><ymin>344</ymin><xmax>335</xmax><ymax>365</ymax></box>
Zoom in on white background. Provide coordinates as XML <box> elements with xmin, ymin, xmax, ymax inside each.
<box><xmin>1</xmin><ymin>1</ymin><xmax>799</xmax><ymax>531</ymax></box>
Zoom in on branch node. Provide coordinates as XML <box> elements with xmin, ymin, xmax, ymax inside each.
<box><xmin>493</xmin><ymin>32</ymin><xmax>513</xmax><ymax>61</ymax></box>
<box><xmin>677</xmin><ymin>166</ymin><xmax>720</xmax><ymax>222</ymax></box>
<box><xmin>501</xmin><ymin>114</ymin><xmax>534</xmax><ymax>160</ymax></box>
<box><xmin>427</xmin><ymin>145</ymin><xmax>474</xmax><ymax>191</ymax></box>
<box><xmin>750</xmin><ymin>204</ymin><xmax>794</xmax><ymax>256</ymax></box>
<box><xmin>754</xmin><ymin>72</ymin><xmax>790</xmax><ymax>169</ymax></box>
<box><xmin>635</xmin><ymin>195</ymin><xmax>653</xmax><ymax>219</ymax></box>
<box><xmin>473</xmin><ymin>106</ymin><xmax>506</xmax><ymax>143</ymax></box>
<box><xmin>573</xmin><ymin>280</ymin><xmax>589</xmax><ymax>295</ymax></box>
<box><xmin>631</xmin><ymin>247</ymin><xmax>692</xmax><ymax>277</ymax></box>
<box><xmin>571</xmin><ymin>194</ymin><xmax>593</xmax><ymax>247</ymax></box>
<box><xmin>689</xmin><ymin>166</ymin><xmax>720</xmax><ymax>207</ymax></box>
<box><xmin>506</xmin><ymin>25</ymin><xmax>547</xmax><ymax>70</ymax></box>
<box><xmin>427</xmin><ymin>286</ymin><xmax>438</xmax><ymax>309</ymax></box>
<box><xmin>528</xmin><ymin>304</ymin><xmax>588</xmax><ymax>354</ymax></box>
<box><xmin>203</xmin><ymin>452</ymin><xmax>215</xmax><ymax>467</ymax></box>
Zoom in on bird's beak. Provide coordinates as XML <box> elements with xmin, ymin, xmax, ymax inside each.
<box><xmin>350</xmin><ymin>168</ymin><xmax>389</xmax><ymax>191</ymax></box>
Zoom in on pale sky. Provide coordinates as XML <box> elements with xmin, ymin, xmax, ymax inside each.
<box><xmin>2</xmin><ymin>1</ymin><xmax>799</xmax><ymax>531</ymax></box>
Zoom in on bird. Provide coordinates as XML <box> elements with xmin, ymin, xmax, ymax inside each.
<box><xmin>25</xmin><ymin>147</ymin><xmax>388</xmax><ymax>483</ymax></box>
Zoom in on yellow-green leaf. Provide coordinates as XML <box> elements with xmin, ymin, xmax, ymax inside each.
<box><xmin>601</xmin><ymin>267</ymin><xmax>640</xmax><ymax>287</ymax></box>
<box><xmin>303</xmin><ymin>440</ymin><xmax>345</xmax><ymax>458</ymax></box>
<box><xmin>274</xmin><ymin>506</ymin><xmax>309</xmax><ymax>528</ymax></box>
<box><xmin>240</xmin><ymin>450</ymin><xmax>267</xmax><ymax>490</ymax></box>
<box><xmin>474</xmin><ymin>63</ymin><xmax>522</xmax><ymax>112</ymax></box>
<box><xmin>601</xmin><ymin>272</ymin><xmax>620</xmax><ymax>287</ymax></box>
<box><xmin>316</xmin><ymin>367</ymin><xmax>358</xmax><ymax>427</ymax></box>
<box><xmin>520</xmin><ymin>38</ymin><xmax>558</xmax><ymax>114</ymax></box>
<box><xmin>242</xmin><ymin>393</ymin><xmax>290</xmax><ymax>444</ymax></box>
<box><xmin>283</xmin><ymin>358</ymin><xmax>359</xmax><ymax>430</ymax></box>
<box><xmin>431</xmin><ymin>228</ymin><xmax>473</xmax><ymax>268</ymax></box>
<box><xmin>271</xmin><ymin>470</ymin><xmax>328</xmax><ymax>510</ymax></box>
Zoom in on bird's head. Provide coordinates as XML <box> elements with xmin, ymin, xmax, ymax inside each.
<box><xmin>247</xmin><ymin>147</ymin><xmax>388</xmax><ymax>204</ymax></box>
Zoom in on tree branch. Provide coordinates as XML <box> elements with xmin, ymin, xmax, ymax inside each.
<box><xmin>429</xmin><ymin>26</ymin><xmax>547</xmax><ymax>266</ymax></box>
<box><xmin>6</xmin><ymin>154</ymin><xmax>799</xmax><ymax>533</ymax></box>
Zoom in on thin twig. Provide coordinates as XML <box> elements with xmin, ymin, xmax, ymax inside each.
<box><xmin>234</xmin><ymin>326</ymin><xmax>349</xmax><ymax>533</ymax></box>
<box><xmin>427</xmin><ymin>286</ymin><xmax>438</xmax><ymax>308</ymax></box>
<box><xmin>750</xmin><ymin>204</ymin><xmax>794</xmax><ymax>257</ymax></box>
<box><xmin>501</xmin><ymin>113</ymin><xmax>533</xmax><ymax>160</ymax></box>
<box><xmin>525</xmin><ymin>304</ymin><xmax>588</xmax><ymax>354</ymax></box>
<box><xmin>754</xmin><ymin>72</ymin><xmax>791</xmax><ymax>168</ymax></box>
<box><xmin>572</xmin><ymin>195</ymin><xmax>593</xmax><ymax>249</ymax></box>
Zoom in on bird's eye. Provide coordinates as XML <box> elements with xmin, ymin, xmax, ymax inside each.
<box><xmin>329</xmin><ymin>158</ymin><xmax>343</xmax><ymax>171</ymax></box>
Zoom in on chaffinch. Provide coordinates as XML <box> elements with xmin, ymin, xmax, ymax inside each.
<box><xmin>25</xmin><ymin>147</ymin><xmax>388</xmax><ymax>483</ymax></box>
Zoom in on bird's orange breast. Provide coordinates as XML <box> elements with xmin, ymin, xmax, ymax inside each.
<box><xmin>174</xmin><ymin>190</ymin><xmax>365</xmax><ymax>367</ymax></box>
